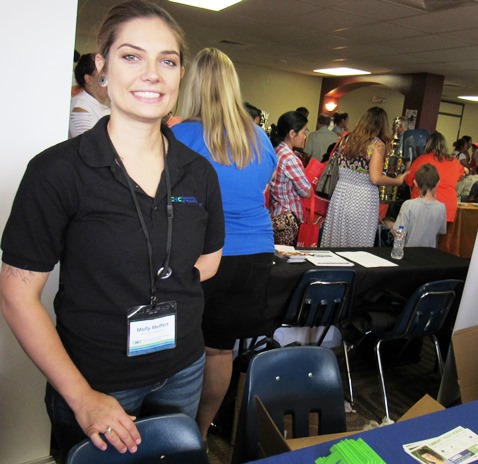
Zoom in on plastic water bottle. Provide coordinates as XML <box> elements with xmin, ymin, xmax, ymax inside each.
<box><xmin>391</xmin><ymin>226</ymin><xmax>406</xmax><ymax>260</ymax></box>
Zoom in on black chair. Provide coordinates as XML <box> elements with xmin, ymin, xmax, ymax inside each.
<box><xmin>352</xmin><ymin>279</ymin><xmax>464</xmax><ymax>420</ymax></box>
<box><xmin>231</xmin><ymin>346</ymin><xmax>346</xmax><ymax>463</ymax></box>
<box><xmin>66</xmin><ymin>413</ymin><xmax>208</xmax><ymax>464</ymax></box>
<box><xmin>277</xmin><ymin>268</ymin><xmax>355</xmax><ymax>404</ymax></box>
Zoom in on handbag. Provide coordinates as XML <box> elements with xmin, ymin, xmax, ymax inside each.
<box><xmin>304</xmin><ymin>158</ymin><xmax>325</xmax><ymax>188</ymax></box>
<box><xmin>301</xmin><ymin>192</ymin><xmax>329</xmax><ymax>219</ymax></box>
<box><xmin>315</xmin><ymin>133</ymin><xmax>349</xmax><ymax>199</ymax></box>
<box><xmin>272</xmin><ymin>210</ymin><xmax>300</xmax><ymax>246</ymax></box>
<box><xmin>315</xmin><ymin>150</ymin><xmax>339</xmax><ymax>199</ymax></box>
<box><xmin>297</xmin><ymin>194</ymin><xmax>324</xmax><ymax>248</ymax></box>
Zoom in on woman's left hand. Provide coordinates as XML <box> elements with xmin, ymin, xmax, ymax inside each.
<box><xmin>396</xmin><ymin>171</ymin><xmax>410</xmax><ymax>185</ymax></box>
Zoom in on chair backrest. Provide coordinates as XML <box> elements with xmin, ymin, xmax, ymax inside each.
<box><xmin>231</xmin><ymin>346</ymin><xmax>346</xmax><ymax>463</ymax></box>
<box><xmin>402</xmin><ymin>129</ymin><xmax>429</xmax><ymax>163</ymax></box>
<box><xmin>282</xmin><ymin>268</ymin><xmax>355</xmax><ymax>330</ymax></box>
<box><xmin>66</xmin><ymin>413</ymin><xmax>208</xmax><ymax>464</ymax></box>
<box><xmin>385</xmin><ymin>279</ymin><xmax>464</xmax><ymax>340</ymax></box>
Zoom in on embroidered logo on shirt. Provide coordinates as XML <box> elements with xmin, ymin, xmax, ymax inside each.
<box><xmin>171</xmin><ymin>196</ymin><xmax>201</xmax><ymax>206</ymax></box>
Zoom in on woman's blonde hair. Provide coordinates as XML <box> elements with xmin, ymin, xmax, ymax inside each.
<box><xmin>181</xmin><ymin>47</ymin><xmax>260</xmax><ymax>168</ymax></box>
<box><xmin>343</xmin><ymin>106</ymin><xmax>391</xmax><ymax>158</ymax></box>
<box><xmin>426</xmin><ymin>132</ymin><xmax>453</xmax><ymax>162</ymax></box>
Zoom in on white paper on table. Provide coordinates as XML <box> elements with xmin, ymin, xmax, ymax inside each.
<box><xmin>336</xmin><ymin>251</ymin><xmax>398</xmax><ymax>268</ymax></box>
<box><xmin>306</xmin><ymin>251</ymin><xmax>354</xmax><ymax>266</ymax></box>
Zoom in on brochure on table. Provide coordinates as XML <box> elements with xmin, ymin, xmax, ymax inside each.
<box><xmin>403</xmin><ymin>426</ymin><xmax>478</xmax><ymax>464</ymax></box>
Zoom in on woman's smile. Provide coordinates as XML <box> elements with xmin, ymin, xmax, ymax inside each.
<box><xmin>132</xmin><ymin>90</ymin><xmax>164</xmax><ymax>103</ymax></box>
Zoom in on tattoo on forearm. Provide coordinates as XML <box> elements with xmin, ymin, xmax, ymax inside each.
<box><xmin>2</xmin><ymin>264</ymin><xmax>36</xmax><ymax>284</ymax></box>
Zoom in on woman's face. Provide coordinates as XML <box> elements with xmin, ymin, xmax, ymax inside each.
<box><xmin>292</xmin><ymin>126</ymin><xmax>308</xmax><ymax>149</ymax></box>
<box><xmin>97</xmin><ymin>17</ymin><xmax>183</xmax><ymax>124</ymax></box>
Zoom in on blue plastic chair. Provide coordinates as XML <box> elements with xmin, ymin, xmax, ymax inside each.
<box><xmin>231</xmin><ymin>346</ymin><xmax>346</xmax><ymax>463</ymax></box>
<box><xmin>279</xmin><ymin>268</ymin><xmax>355</xmax><ymax>404</ymax></box>
<box><xmin>354</xmin><ymin>279</ymin><xmax>464</xmax><ymax>419</ymax></box>
<box><xmin>402</xmin><ymin>129</ymin><xmax>429</xmax><ymax>163</ymax></box>
<box><xmin>66</xmin><ymin>413</ymin><xmax>208</xmax><ymax>464</ymax></box>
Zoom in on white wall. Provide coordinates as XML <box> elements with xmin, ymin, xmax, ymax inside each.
<box><xmin>0</xmin><ymin>1</ymin><xmax>78</xmax><ymax>462</ymax></box>
<box><xmin>458</xmin><ymin>103</ymin><xmax>478</xmax><ymax>142</ymax></box>
<box><xmin>339</xmin><ymin>85</ymin><xmax>405</xmax><ymax>130</ymax></box>
<box><xmin>234</xmin><ymin>62</ymin><xmax>323</xmax><ymax>130</ymax></box>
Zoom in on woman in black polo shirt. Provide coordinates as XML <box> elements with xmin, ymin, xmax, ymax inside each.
<box><xmin>0</xmin><ymin>1</ymin><xmax>224</xmax><ymax>462</ymax></box>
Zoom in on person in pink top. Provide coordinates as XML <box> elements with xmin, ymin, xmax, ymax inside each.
<box><xmin>406</xmin><ymin>132</ymin><xmax>466</xmax><ymax>222</ymax></box>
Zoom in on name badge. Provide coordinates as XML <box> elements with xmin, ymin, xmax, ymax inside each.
<box><xmin>127</xmin><ymin>301</ymin><xmax>177</xmax><ymax>357</ymax></box>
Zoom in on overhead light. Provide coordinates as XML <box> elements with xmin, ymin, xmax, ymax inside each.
<box><xmin>314</xmin><ymin>67</ymin><xmax>371</xmax><ymax>76</ymax></box>
<box><xmin>168</xmin><ymin>0</ymin><xmax>242</xmax><ymax>11</ymax></box>
<box><xmin>458</xmin><ymin>96</ymin><xmax>478</xmax><ymax>102</ymax></box>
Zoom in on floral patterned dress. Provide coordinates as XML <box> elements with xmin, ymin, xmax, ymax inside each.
<box><xmin>321</xmin><ymin>137</ymin><xmax>382</xmax><ymax>247</ymax></box>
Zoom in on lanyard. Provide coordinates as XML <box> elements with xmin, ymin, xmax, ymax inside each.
<box><xmin>111</xmin><ymin>135</ymin><xmax>173</xmax><ymax>306</ymax></box>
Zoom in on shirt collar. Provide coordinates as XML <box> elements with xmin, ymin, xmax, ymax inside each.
<box><xmin>77</xmin><ymin>116</ymin><xmax>197</xmax><ymax>172</ymax></box>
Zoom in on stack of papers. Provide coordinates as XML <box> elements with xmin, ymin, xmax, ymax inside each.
<box><xmin>403</xmin><ymin>426</ymin><xmax>478</xmax><ymax>463</ymax></box>
<box><xmin>315</xmin><ymin>437</ymin><xmax>386</xmax><ymax>463</ymax></box>
<box><xmin>274</xmin><ymin>245</ymin><xmax>308</xmax><ymax>263</ymax></box>
<box><xmin>306</xmin><ymin>250</ymin><xmax>354</xmax><ymax>267</ymax></box>
<box><xmin>274</xmin><ymin>246</ymin><xmax>354</xmax><ymax>266</ymax></box>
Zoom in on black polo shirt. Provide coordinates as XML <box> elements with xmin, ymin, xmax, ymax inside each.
<box><xmin>1</xmin><ymin>117</ymin><xmax>225</xmax><ymax>392</ymax></box>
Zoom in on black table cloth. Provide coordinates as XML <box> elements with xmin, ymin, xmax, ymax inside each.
<box><xmin>253</xmin><ymin>247</ymin><xmax>469</xmax><ymax>339</ymax></box>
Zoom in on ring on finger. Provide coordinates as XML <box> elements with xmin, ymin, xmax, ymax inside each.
<box><xmin>104</xmin><ymin>425</ymin><xmax>113</xmax><ymax>435</ymax></box>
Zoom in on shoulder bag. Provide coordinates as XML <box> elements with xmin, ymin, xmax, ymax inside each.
<box><xmin>315</xmin><ymin>133</ymin><xmax>348</xmax><ymax>199</ymax></box>
<box><xmin>315</xmin><ymin>151</ymin><xmax>340</xmax><ymax>199</ymax></box>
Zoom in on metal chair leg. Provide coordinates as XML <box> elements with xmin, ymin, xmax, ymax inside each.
<box><xmin>343</xmin><ymin>340</ymin><xmax>354</xmax><ymax>405</ymax></box>
<box><xmin>375</xmin><ymin>339</ymin><xmax>390</xmax><ymax>419</ymax></box>
<box><xmin>431</xmin><ymin>335</ymin><xmax>444</xmax><ymax>375</ymax></box>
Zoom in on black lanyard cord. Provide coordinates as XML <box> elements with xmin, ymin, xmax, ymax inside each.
<box><xmin>111</xmin><ymin>135</ymin><xmax>173</xmax><ymax>303</ymax></box>
<box><xmin>159</xmin><ymin>157</ymin><xmax>173</xmax><ymax>281</ymax></box>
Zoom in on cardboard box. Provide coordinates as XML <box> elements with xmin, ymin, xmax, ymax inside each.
<box><xmin>256</xmin><ymin>394</ymin><xmax>444</xmax><ymax>457</ymax></box>
<box><xmin>452</xmin><ymin>325</ymin><xmax>478</xmax><ymax>403</ymax></box>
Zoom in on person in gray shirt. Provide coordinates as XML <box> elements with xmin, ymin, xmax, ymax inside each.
<box><xmin>392</xmin><ymin>164</ymin><xmax>447</xmax><ymax>247</ymax></box>
<box><xmin>304</xmin><ymin>113</ymin><xmax>338</xmax><ymax>161</ymax></box>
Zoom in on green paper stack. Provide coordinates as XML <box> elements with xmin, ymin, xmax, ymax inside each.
<box><xmin>315</xmin><ymin>438</ymin><xmax>386</xmax><ymax>464</ymax></box>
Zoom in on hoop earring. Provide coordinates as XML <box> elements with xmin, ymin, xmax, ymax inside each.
<box><xmin>99</xmin><ymin>75</ymin><xmax>108</xmax><ymax>87</ymax></box>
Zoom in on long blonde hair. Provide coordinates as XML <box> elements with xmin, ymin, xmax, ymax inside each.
<box><xmin>181</xmin><ymin>47</ymin><xmax>260</xmax><ymax>168</ymax></box>
<box><xmin>343</xmin><ymin>106</ymin><xmax>391</xmax><ymax>158</ymax></box>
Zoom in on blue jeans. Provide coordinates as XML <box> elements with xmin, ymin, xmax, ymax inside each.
<box><xmin>45</xmin><ymin>353</ymin><xmax>205</xmax><ymax>463</ymax></box>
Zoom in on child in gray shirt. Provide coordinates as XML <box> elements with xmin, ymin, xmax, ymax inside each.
<box><xmin>393</xmin><ymin>164</ymin><xmax>447</xmax><ymax>247</ymax></box>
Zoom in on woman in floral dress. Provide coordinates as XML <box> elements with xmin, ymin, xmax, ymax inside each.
<box><xmin>321</xmin><ymin>107</ymin><xmax>407</xmax><ymax>247</ymax></box>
